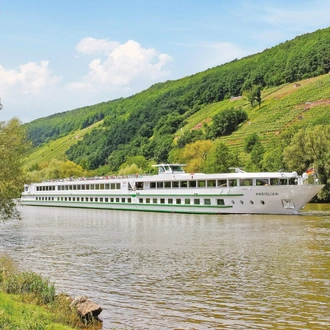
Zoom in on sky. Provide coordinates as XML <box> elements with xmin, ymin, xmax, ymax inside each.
<box><xmin>1</xmin><ymin>0</ymin><xmax>330</xmax><ymax>123</ymax></box>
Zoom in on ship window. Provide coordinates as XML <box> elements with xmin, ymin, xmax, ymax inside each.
<box><xmin>95</xmin><ymin>184</ymin><xmax>99</xmax><ymax>190</ymax></box>
<box><xmin>122</xmin><ymin>198</ymin><xmax>125</xmax><ymax>203</ymax></box>
<box><xmin>204</xmin><ymin>199</ymin><xmax>211</xmax><ymax>205</ymax></box>
<box><xmin>150</xmin><ymin>182</ymin><xmax>156</xmax><ymax>188</ymax></box>
<box><xmin>116</xmin><ymin>198</ymin><xmax>120</xmax><ymax>202</ymax></box>
<box><xmin>159</xmin><ymin>166</ymin><xmax>165</xmax><ymax>173</ymax></box>
<box><xmin>72</xmin><ymin>197</ymin><xmax>75</xmax><ymax>201</ymax></box>
<box><xmin>86</xmin><ymin>184</ymin><xmax>90</xmax><ymax>190</ymax></box>
<box><xmin>176</xmin><ymin>199</ymin><xmax>181</xmax><ymax>204</ymax></box>
<box><xmin>256</xmin><ymin>178</ymin><xmax>269</xmax><ymax>186</ymax></box>
<box><xmin>185</xmin><ymin>199</ymin><xmax>190</xmax><ymax>204</ymax></box>
<box><xmin>61</xmin><ymin>197</ymin><xmax>64</xmax><ymax>201</ymax></box>
<box><xmin>240</xmin><ymin>179</ymin><xmax>252</xmax><ymax>186</ymax></box>
<box><xmin>146</xmin><ymin>198</ymin><xmax>150</xmax><ymax>203</ymax></box>
<box><xmin>81</xmin><ymin>185</ymin><xmax>85</xmax><ymax>190</ymax></box>
<box><xmin>90</xmin><ymin>197</ymin><xmax>93</xmax><ymax>202</ymax></box>
<box><xmin>207</xmin><ymin>180</ymin><xmax>216</xmax><ymax>187</ymax></box>
<box><xmin>100</xmin><ymin>184</ymin><xmax>104</xmax><ymax>190</ymax></box>
<box><xmin>194</xmin><ymin>199</ymin><xmax>200</xmax><ymax>205</ymax></box>
<box><xmin>128</xmin><ymin>198</ymin><xmax>131</xmax><ymax>203</ymax></box>
<box><xmin>77</xmin><ymin>185</ymin><xmax>80</xmax><ymax>190</ymax></box>
<box><xmin>105</xmin><ymin>184</ymin><xmax>110</xmax><ymax>189</ymax></box>
<box><xmin>116</xmin><ymin>183</ymin><xmax>121</xmax><ymax>189</ymax></box>
<box><xmin>218</xmin><ymin>179</ymin><xmax>227</xmax><ymax>187</ymax></box>
<box><xmin>90</xmin><ymin>184</ymin><xmax>95</xmax><ymax>190</ymax></box>
<box><xmin>180</xmin><ymin>181</ymin><xmax>188</xmax><ymax>188</ymax></box>
<box><xmin>76</xmin><ymin>197</ymin><xmax>79</xmax><ymax>201</ymax></box>
<box><xmin>217</xmin><ymin>199</ymin><xmax>225</xmax><ymax>205</ymax></box>
<box><xmin>73</xmin><ymin>185</ymin><xmax>76</xmax><ymax>190</ymax></box>
<box><xmin>229</xmin><ymin>180</ymin><xmax>237</xmax><ymax>187</ymax></box>
<box><xmin>110</xmin><ymin>198</ymin><xmax>114</xmax><ymax>202</ymax></box>
<box><xmin>65</xmin><ymin>197</ymin><xmax>68</xmax><ymax>201</ymax></box>
<box><xmin>198</xmin><ymin>180</ymin><xmax>206</xmax><ymax>187</ymax></box>
<box><xmin>105</xmin><ymin>198</ymin><xmax>108</xmax><ymax>202</ymax></box>
<box><xmin>136</xmin><ymin>182</ymin><xmax>144</xmax><ymax>190</ymax></box>
<box><xmin>172</xmin><ymin>181</ymin><xmax>179</xmax><ymax>188</ymax></box>
<box><xmin>139</xmin><ymin>198</ymin><xmax>143</xmax><ymax>203</ymax></box>
<box><xmin>153</xmin><ymin>198</ymin><xmax>157</xmax><ymax>203</ymax></box>
<box><xmin>168</xmin><ymin>198</ymin><xmax>173</xmax><ymax>204</ymax></box>
<box><xmin>111</xmin><ymin>183</ymin><xmax>116</xmax><ymax>189</ymax></box>
<box><xmin>189</xmin><ymin>181</ymin><xmax>197</xmax><ymax>188</ymax></box>
<box><xmin>157</xmin><ymin>182</ymin><xmax>164</xmax><ymax>188</ymax></box>
<box><xmin>250</xmin><ymin>200</ymin><xmax>254</xmax><ymax>204</ymax></box>
<box><xmin>160</xmin><ymin>198</ymin><xmax>165</xmax><ymax>204</ymax></box>
<box><xmin>69</xmin><ymin>185</ymin><xmax>72</xmax><ymax>190</ymax></box>
<box><xmin>164</xmin><ymin>181</ymin><xmax>171</xmax><ymax>188</ymax></box>
<box><xmin>100</xmin><ymin>198</ymin><xmax>103</xmax><ymax>202</ymax></box>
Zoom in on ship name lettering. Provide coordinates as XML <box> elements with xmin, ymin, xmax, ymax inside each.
<box><xmin>256</xmin><ymin>192</ymin><xmax>279</xmax><ymax>196</ymax></box>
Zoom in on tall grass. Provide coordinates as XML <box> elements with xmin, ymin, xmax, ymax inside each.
<box><xmin>0</xmin><ymin>255</ymin><xmax>85</xmax><ymax>329</ymax></box>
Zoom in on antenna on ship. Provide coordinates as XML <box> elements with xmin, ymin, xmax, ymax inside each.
<box><xmin>0</xmin><ymin>98</ymin><xmax>3</xmax><ymax>111</ymax></box>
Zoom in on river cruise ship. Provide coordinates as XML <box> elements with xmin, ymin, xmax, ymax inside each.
<box><xmin>21</xmin><ymin>164</ymin><xmax>323</xmax><ymax>215</ymax></box>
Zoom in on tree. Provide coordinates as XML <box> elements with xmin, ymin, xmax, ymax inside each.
<box><xmin>283</xmin><ymin>125</ymin><xmax>330</xmax><ymax>200</ymax></box>
<box><xmin>243</xmin><ymin>85</ymin><xmax>262</xmax><ymax>107</ymax></box>
<box><xmin>202</xmin><ymin>142</ymin><xmax>239</xmax><ymax>173</ymax></box>
<box><xmin>0</xmin><ymin>118</ymin><xmax>30</xmax><ymax>220</ymax></box>
<box><xmin>243</xmin><ymin>133</ymin><xmax>260</xmax><ymax>153</ymax></box>
<box><xmin>207</xmin><ymin>108</ymin><xmax>248</xmax><ymax>139</ymax></box>
<box><xmin>181</xmin><ymin>140</ymin><xmax>213</xmax><ymax>173</ymax></box>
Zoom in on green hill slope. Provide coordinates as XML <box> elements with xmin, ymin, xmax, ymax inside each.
<box><xmin>24</xmin><ymin>26</ymin><xmax>330</xmax><ymax>175</ymax></box>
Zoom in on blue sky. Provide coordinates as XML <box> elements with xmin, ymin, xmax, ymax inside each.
<box><xmin>1</xmin><ymin>0</ymin><xmax>330</xmax><ymax>123</ymax></box>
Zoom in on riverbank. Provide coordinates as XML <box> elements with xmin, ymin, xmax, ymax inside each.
<box><xmin>0</xmin><ymin>255</ymin><xmax>101</xmax><ymax>330</ymax></box>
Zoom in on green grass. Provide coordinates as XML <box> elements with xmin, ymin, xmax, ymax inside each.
<box><xmin>0</xmin><ymin>256</ymin><xmax>85</xmax><ymax>330</ymax></box>
<box><xmin>0</xmin><ymin>292</ymin><xmax>74</xmax><ymax>330</ymax></box>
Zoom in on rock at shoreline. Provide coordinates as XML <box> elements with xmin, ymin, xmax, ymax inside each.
<box><xmin>70</xmin><ymin>296</ymin><xmax>103</xmax><ymax>324</ymax></box>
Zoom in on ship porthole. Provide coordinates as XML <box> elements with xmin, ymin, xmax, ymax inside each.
<box><xmin>231</xmin><ymin>200</ymin><xmax>235</xmax><ymax>204</ymax></box>
<box><xmin>260</xmin><ymin>200</ymin><xmax>265</xmax><ymax>205</ymax></box>
<box><xmin>240</xmin><ymin>200</ymin><xmax>244</xmax><ymax>204</ymax></box>
<box><xmin>250</xmin><ymin>200</ymin><xmax>254</xmax><ymax>204</ymax></box>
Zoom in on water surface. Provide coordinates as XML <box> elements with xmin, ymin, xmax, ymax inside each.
<box><xmin>1</xmin><ymin>205</ymin><xmax>329</xmax><ymax>329</ymax></box>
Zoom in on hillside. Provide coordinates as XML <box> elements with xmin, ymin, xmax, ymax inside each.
<box><xmin>24</xmin><ymin>27</ymin><xmax>330</xmax><ymax>176</ymax></box>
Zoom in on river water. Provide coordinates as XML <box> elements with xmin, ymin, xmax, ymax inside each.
<box><xmin>1</xmin><ymin>204</ymin><xmax>329</xmax><ymax>329</ymax></box>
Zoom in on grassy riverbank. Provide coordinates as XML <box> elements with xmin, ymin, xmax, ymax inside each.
<box><xmin>0</xmin><ymin>255</ymin><xmax>93</xmax><ymax>330</ymax></box>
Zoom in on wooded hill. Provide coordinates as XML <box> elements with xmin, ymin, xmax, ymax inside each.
<box><xmin>24</xmin><ymin>27</ymin><xmax>330</xmax><ymax>192</ymax></box>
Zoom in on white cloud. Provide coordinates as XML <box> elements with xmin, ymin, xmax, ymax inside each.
<box><xmin>0</xmin><ymin>60</ymin><xmax>61</xmax><ymax>95</ymax></box>
<box><xmin>76</xmin><ymin>37</ymin><xmax>120</xmax><ymax>55</ymax></box>
<box><xmin>68</xmin><ymin>38</ymin><xmax>172</xmax><ymax>91</ymax></box>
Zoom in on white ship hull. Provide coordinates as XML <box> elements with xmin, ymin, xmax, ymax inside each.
<box><xmin>21</xmin><ymin>165</ymin><xmax>324</xmax><ymax>215</ymax></box>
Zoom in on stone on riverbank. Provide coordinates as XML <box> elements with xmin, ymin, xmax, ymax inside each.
<box><xmin>70</xmin><ymin>296</ymin><xmax>103</xmax><ymax>324</ymax></box>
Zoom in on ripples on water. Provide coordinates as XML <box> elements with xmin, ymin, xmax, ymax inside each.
<box><xmin>1</xmin><ymin>205</ymin><xmax>330</xmax><ymax>329</ymax></box>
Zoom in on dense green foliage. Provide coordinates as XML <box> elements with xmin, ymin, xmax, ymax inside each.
<box><xmin>24</xmin><ymin>27</ymin><xmax>330</xmax><ymax>173</ymax></box>
<box><xmin>206</xmin><ymin>108</ymin><xmax>248</xmax><ymax>138</ymax></box>
<box><xmin>0</xmin><ymin>119</ymin><xmax>30</xmax><ymax>220</ymax></box>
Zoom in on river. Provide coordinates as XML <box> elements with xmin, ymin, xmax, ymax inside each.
<box><xmin>1</xmin><ymin>204</ymin><xmax>329</xmax><ymax>329</ymax></box>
